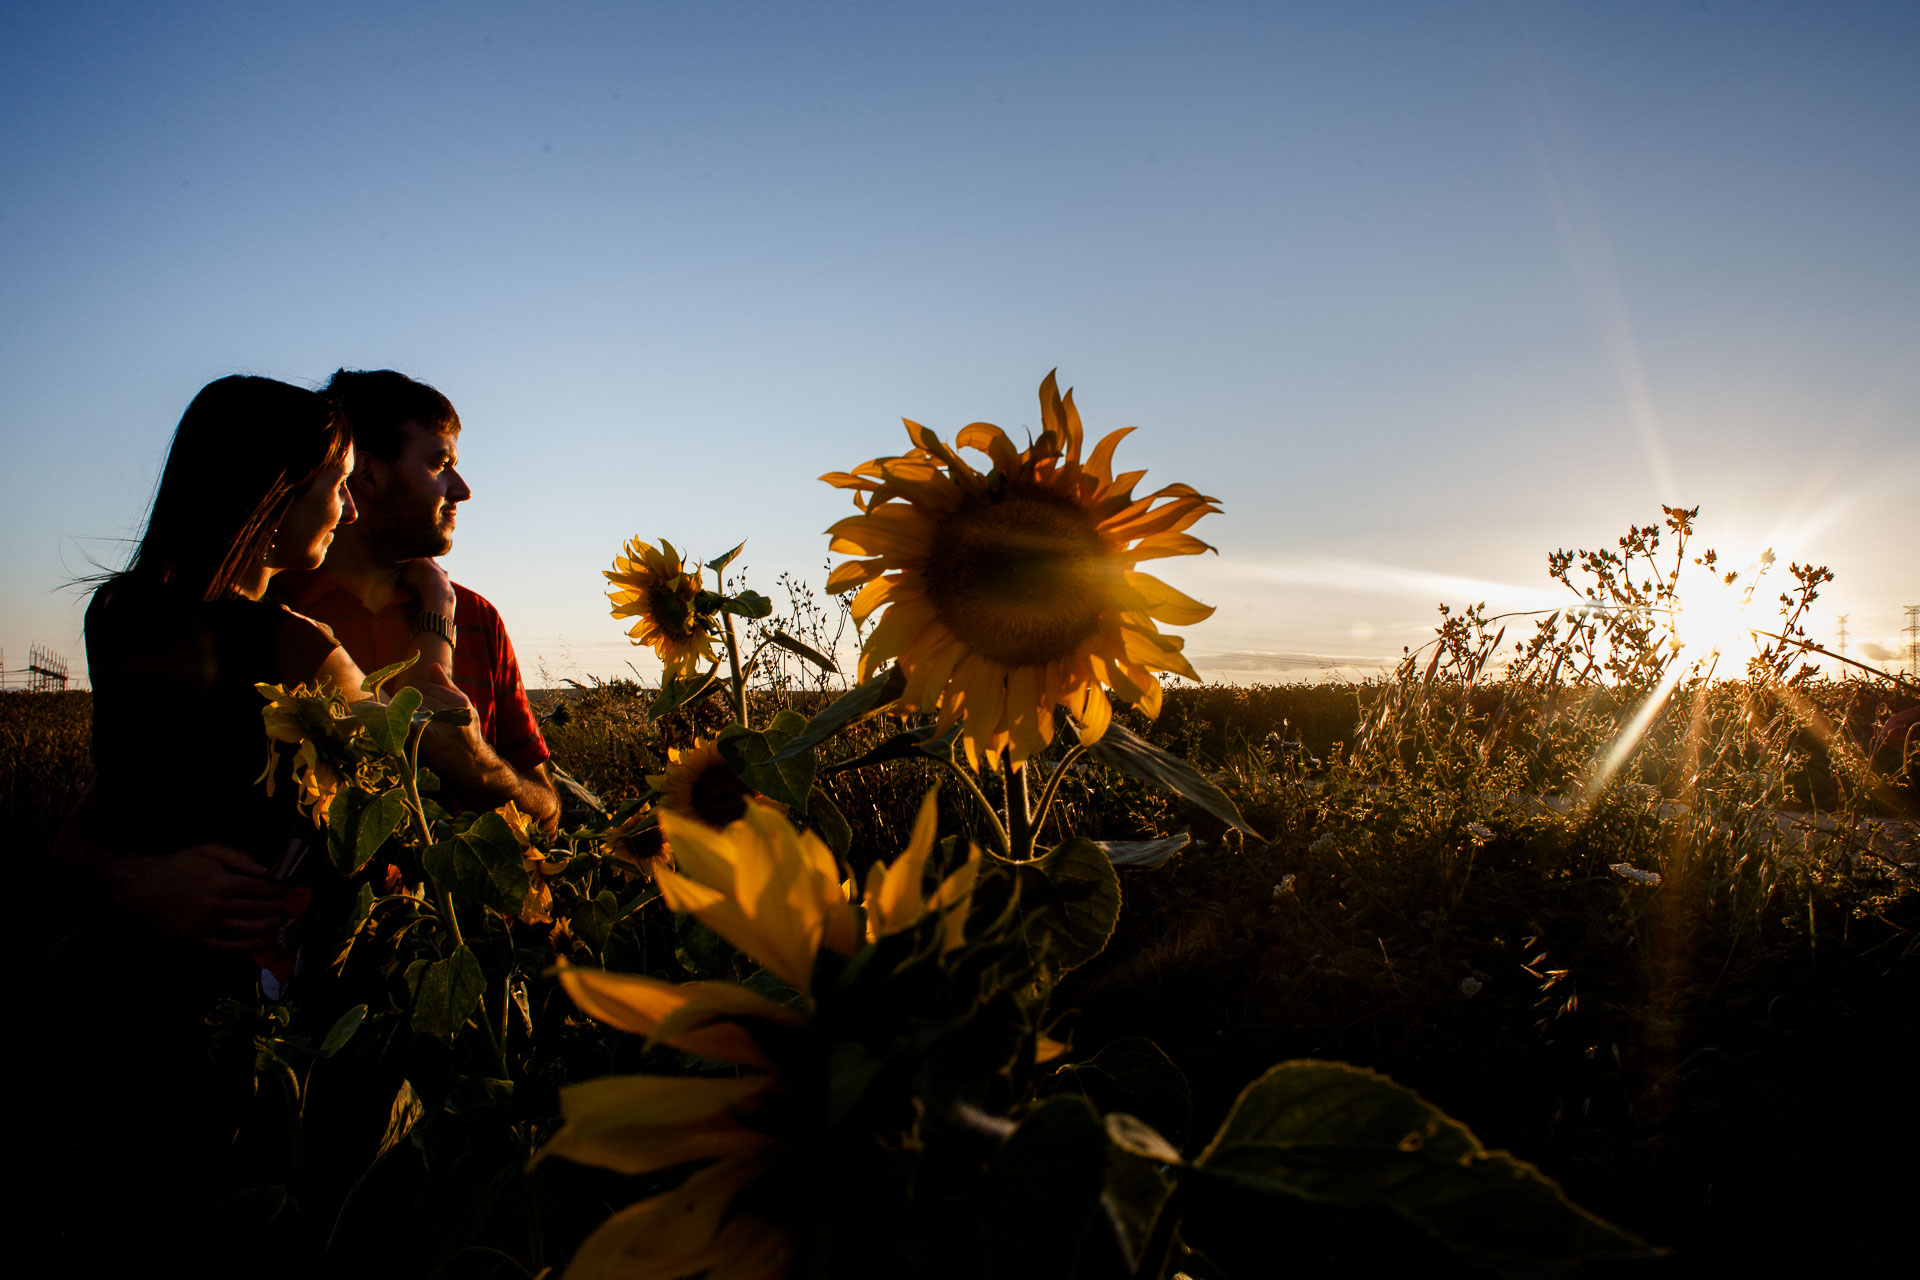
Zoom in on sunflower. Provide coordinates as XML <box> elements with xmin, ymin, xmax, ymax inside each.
<box><xmin>822</xmin><ymin>371</ymin><xmax>1220</xmax><ymax>769</ymax></box>
<box><xmin>649</xmin><ymin>737</ymin><xmax>759</xmax><ymax>830</ymax></box>
<box><xmin>541</xmin><ymin>794</ymin><xmax>981</xmax><ymax>1280</ymax></box>
<box><xmin>606</xmin><ymin>537</ymin><xmax>719</xmax><ymax>677</ymax></box>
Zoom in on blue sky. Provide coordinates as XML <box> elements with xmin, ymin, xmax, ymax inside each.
<box><xmin>3</xmin><ymin>1</ymin><xmax>1915</xmax><ymax>689</ymax></box>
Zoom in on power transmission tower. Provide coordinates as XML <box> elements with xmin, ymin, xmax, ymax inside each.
<box><xmin>1836</xmin><ymin>614</ymin><xmax>1849</xmax><ymax>658</ymax></box>
<box><xmin>1906</xmin><ymin>605</ymin><xmax>1920</xmax><ymax>678</ymax></box>
<box><xmin>26</xmin><ymin>644</ymin><xmax>69</xmax><ymax>693</ymax></box>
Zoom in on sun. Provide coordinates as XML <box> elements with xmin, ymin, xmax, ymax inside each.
<box><xmin>1669</xmin><ymin>559</ymin><xmax>1761</xmax><ymax>669</ymax></box>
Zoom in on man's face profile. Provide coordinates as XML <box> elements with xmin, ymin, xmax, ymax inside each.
<box><xmin>350</xmin><ymin>420</ymin><xmax>471</xmax><ymax>560</ymax></box>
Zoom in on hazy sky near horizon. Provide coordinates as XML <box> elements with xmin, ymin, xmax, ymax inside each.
<box><xmin>3</xmin><ymin>1</ymin><xmax>1915</xmax><ymax>690</ymax></box>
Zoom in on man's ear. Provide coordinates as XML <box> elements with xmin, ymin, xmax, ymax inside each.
<box><xmin>349</xmin><ymin>454</ymin><xmax>390</xmax><ymax>499</ymax></box>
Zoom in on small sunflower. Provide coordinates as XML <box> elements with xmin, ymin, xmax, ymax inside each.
<box><xmin>822</xmin><ymin>371</ymin><xmax>1220</xmax><ymax>768</ymax></box>
<box><xmin>648</xmin><ymin>737</ymin><xmax>760</xmax><ymax>831</ymax></box>
<box><xmin>606</xmin><ymin>537</ymin><xmax>719</xmax><ymax>677</ymax></box>
<box><xmin>542</xmin><ymin>794</ymin><xmax>981</xmax><ymax>1280</ymax></box>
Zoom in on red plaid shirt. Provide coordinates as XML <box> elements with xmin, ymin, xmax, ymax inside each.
<box><xmin>282</xmin><ymin>571</ymin><xmax>550</xmax><ymax>775</ymax></box>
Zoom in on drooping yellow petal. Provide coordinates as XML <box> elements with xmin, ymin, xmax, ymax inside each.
<box><xmin>561</xmin><ymin>1151</ymin><xmax>775</xmax><ymax>1280</ymax></box>
<box><xmin>539</xmin><ymin>1074</ymin><xmax>774</xmax><ymax>1176</ymax></box>
<box><xmin>556</xmin><ymin>964</ymin><xmax>798</xmax><ymax>1069</ymax></box>
<box><xmin>865</xmin><ymin>788</ymin><xmax>940</xmax><ymax>941</ymax></box>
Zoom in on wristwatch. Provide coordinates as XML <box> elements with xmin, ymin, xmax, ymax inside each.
<box><xmin>413</xmin><ymin>610</ymin><xmax>457</xmax><ymax>649</ymax></box>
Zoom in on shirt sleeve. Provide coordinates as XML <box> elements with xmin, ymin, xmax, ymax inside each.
<box><xmin>473</xmin><ymin>593</ymin><xmax>552</xmax><ymax>774</ymax></box>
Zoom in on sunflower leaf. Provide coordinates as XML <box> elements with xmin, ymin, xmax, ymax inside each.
<box><xmin>318</xmin><ymin>1004</ymin><xmax>369</xmax><ymax>1058</ymax></box>
<box><xmin>648</xmin><ymin>668</ymin><xmax>720</xmax><ymax>718</ymax></box>
<box><xmin>806</xmin><ymin>789</ymin><xmax>853</xmax><ymax>860</ymax></box>
<box><xmin>718</xmin><ymin>725</ymin><xmax>815</xmax><ymax>810</ymax></box>
<box><xmin>765</xmin><ymin>629</ymin><xmax>839</xmax><ymax>673</ymax></box>
<box><xmin>977</xmin><ymin>1095</ymin><xmax>1112</xmax><ymax>1277</ymax></box>
<box><xmin>1096</xmin><ymin>833</ymin><xmax>1190</xmax><ymax>869</ymax></box>
<box><xmin>359</xmin><ymin>652</ymin><xmax>419</xmax><ymax>696</ymax></box>
<box><xmin>1190</xmin><ymin>1060</ymin><xmax>1654</xmax><ymax>1276</ymax></box>
<box><xmin>772</xmin><ymin>665</ymin><xmax>907</xmax><ymax>760</ymax></box>
<box><xmin>351</xmin><ymin>787</ymin><xmax>411</xmax><ymax>875</ymax></box>
<box><xmin>820</xmin><ymin>722</ymin><xmax>959</xmax><ymax>776</ymax></box>
<box><xmin>1019</xmin><ymin>838</ymin><xmax>1121</xmax><ymax>972</ymax></box>
<box><xmin>718</xmin><ymin>590</ymin><xmax>773</xmax><ymax>620</ymax></box>
<box><xmin>1076</xmin><ymin>720</ymin><xmax>1260</xmax><ymax>838</ymax></box>
<box><xmin>1049</xmin><ymin>1035</ymin><xmax>1194</xmax><ymax>1150</ymax></box>
<box><xmin>706</xmin><ymin>540</ymin><xmax>748</xmax><ymax>573</ymax></box>
<box><xmin>409</xmin><ymin>945</ymin><xmax>486</xmax><ymax>1040</ymax></box>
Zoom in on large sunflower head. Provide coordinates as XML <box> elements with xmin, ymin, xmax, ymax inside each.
<box><xmin>822</xmin><ymin>371</ymin><xmax>1220</xmax><ymax>769</ymax></box>
<box><xmin>606</xmin><ymin>537</ymin><xmax>720</xmax><ymax>677</ymax></box>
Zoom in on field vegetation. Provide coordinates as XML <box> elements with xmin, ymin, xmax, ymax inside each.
<box><xmin>7</xmin><ymin>376</ymin><xmax>1916</xmax><ymax>1277</ymax></box>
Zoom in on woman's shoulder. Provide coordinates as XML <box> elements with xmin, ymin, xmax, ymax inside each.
<box><xmin>273</xmin><ymin>605</ymin><xmax>342</xmax><ymax>687</ymax></box>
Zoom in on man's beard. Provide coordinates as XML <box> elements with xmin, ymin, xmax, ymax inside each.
<box><xmin>371</xmin><ymin>502</ymin><xmax>455</xmax><ymax>561</ymax></box>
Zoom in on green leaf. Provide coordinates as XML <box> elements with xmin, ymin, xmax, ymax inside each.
<box><xmin>764</xmin><ymin>707</ymin><xmax>810</xmax><ymax>749</ymax></box>
<box><xmin>1096</xmin><ymin>833</ymin><xmax>1190</xmax><ymax>869</ymax></box>
<box><xmin>319</xmin><ymin>1004</ymin><xmax>369</xmax><ymax>1058</ymax></box>
<box><xmin>1019</xmin><ymin>838</ymin><xmax>1122</xmax><ymax>972</ymax></box>
<box><xmin>1077</xmin><ymin>720</ymin><xmax>1260</xmax><ymax>838</ymax></box>
<box><xmin>719</xmin><ymin>590</ymin><xmax>773</xmax><ymax>619</ymax></box>
<box><xmin>462</xmin><ymin>811</ymin><xmax>534</xmax><ymax>912</ymax></box>
<box><xmin>820</xmin><ymin>721</ymin><xmax>959</xmax><ymax>777</ymax></box>
<box><xmin>422</xmin><ymin>819</ymin><xmax>528</xmax><ymax>916</ymax></box>
<box><xmin>772</xmin><ymin>665</ymin><xmax>907</xmax><ymax>761</ymax></box>
<box><xmin>718</xmin><ymin>724</ymin><xmax>815</xmax><ymax>811</ymax></box>
<box><xmin>384</xmin><ymin>686</ymin><xmax>423</xmax><ymax>751</ymax></box>
<box><xmin>332</xmin><ymin>881</ymin><xmax>376</xmax><ymax>973</ymax></box>
<box><xmin>806</xmin><ymin>789</ymin><xmax>853</xmax><ymax>861</ymax></box>
<box><xmin>349</xmin><ymin>788</ymin><xmax>410</xmax><ymax>874</ymax></box>
<box><xmin>1052</xmin><ymin>1035</ymin><xmax>1194</xmax><ymax>1150</ymax></box>
<box><xmin>360</xmin><ymin>653</ymin><xmax>419</xmax><ymax>696</ymax></box>
<box><xmin>325</xmin><ymin>788</ymin><xmax>370</xmax><ymax>875</ymax></box>
<box><xmin>706</xmin><ymin>540</ymin><xmax>747</xmax><ymax>573</ymax></box>
<box><xmin>977</xmin><ymin>1095</ymin><xmax>1112</xmax><ymax>1278</ymax></box>
<box><xmin>1193</xmin><ymin>1060</ymin><xmax>1653</xmax><ymax>1277</ymax></box>
<box><xmin>649</xmin><ymin>668</ymin><xmax>720</xmax><ymax>717</ymax></box>
<box><xmin>766</xmin><ymin>629</ymin><xmax>838</xmax><ymax>673</ymax></box>
<box><xmin>410</xmin><ymin>944</ymin><xmax>487</xmax><ymax>1039</ymax></box>
<box><xmin>1102</xmin><ymin>1145</ymin><xmax>1177</xmax><ymax>1276</ymax></box>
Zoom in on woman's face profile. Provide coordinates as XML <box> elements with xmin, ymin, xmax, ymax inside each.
<box><xmin>269</xmin><ymin>445</ymin><xmax>358</xmax><ymax>571</ymax></box>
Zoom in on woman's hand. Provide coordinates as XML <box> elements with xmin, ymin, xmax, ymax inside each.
<box><xmin>109</xmin><ymin>843</ymin><xmax>289</xmax><ymax>953</ymax></box>
<box><xmin>399</xmin><ymin>557</ymin><xmax>457</xmax><ymax>616</ymax></box>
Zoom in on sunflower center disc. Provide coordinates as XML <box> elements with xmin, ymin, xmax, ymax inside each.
<box><xmin>922</xmin><ymin>488</ymin><xmax>1115</xmax><ymax>668</ymax></box>
<box><xmin>689</xmin><ymin>761</ymin><xmax>752</xmax><ymax>827</ymax></box>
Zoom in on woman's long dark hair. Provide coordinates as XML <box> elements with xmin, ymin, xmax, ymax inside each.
<box><xmin>119</xmin><ymin>376</ymin><xmax>351</xmax><ymax>601</ymax></box>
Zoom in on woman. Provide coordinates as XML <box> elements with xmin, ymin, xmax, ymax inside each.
<box><xmin>51</xmin><ymin>375</ymin><xmax>467</xmax><ymax>1272</ymax></box>
<box><xmin>80</xmin><ymin>375</ymin><xmax>465</xmax><ymax>954</ymax></box>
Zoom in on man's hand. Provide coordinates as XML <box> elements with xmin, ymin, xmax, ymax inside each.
<box><xmin>399</xmin><ymin>557</ymin><xmax>457</xmax><ymax>616</ymax></box>
<box><xmin>108</xmin><ymin>843</ymin><xmax>289</xmax><ymax>953</ymax></box>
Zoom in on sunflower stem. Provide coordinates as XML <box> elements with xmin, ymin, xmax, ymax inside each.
<box><xmin>1029</xmin><ymin>742</ymin><xmax>1088</xmax><ymax>843</ymax></box>
<box><xmin>939</xmin><ymin>749</ymin><xmax>1010</xmax><ymax>858</ymax></box>
<box><xmin>715</xmin><ymin>566</ymin><xmax>750</xmax><ymax>727</ymax></box>
<box><xmin>1008</xmin><ymin>758</ymin><xmax>1034</xmax><ymax>861</ymax></box>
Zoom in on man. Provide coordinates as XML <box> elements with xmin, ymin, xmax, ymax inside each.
<box><xmin>281</xmin><ymin>368</ymin><xmax>559</xmax><ymax>833</ymax></box>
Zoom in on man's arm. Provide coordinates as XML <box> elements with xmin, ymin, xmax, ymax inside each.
<box><xmin>417</xmin><ymin>703</ymin><xmax>560</xmax><ymax>833</ymax></box>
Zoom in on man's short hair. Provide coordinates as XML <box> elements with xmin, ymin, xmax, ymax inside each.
<box><xmin>324</xmin><ymin>369</ymin><xmax>461</xmax><ymax>462</ymax></box>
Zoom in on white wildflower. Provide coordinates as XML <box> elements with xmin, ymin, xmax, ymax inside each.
<box><xmin>1466</xmin><ymin>821</ymin><xmax>1494</xmax><ymax>844</ymax></box>
<box><xmin>1309</xmin><ymin>832</ymin><xmax>1337</xmax><ymax>855</ymax></box>
<box><xmin>1610</xmin><ymin>862</ymin><xmax>1663</xmax><ymax>886</ymax></box>
<box><xmin>1459</xmin><ymin>977</ymin><xmax>1484</xmax><ymax>998</ymax></box>
<box><xmin>1271</xmin><ymin>875</ymin><xmax>1296</xmax><ymax>900</ymax></box>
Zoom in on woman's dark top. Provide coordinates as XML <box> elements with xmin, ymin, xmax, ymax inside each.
<box><xmin>85</xmin><ymin>575</ymin><xmax>340</xmax><ymax>865</ymax></box>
